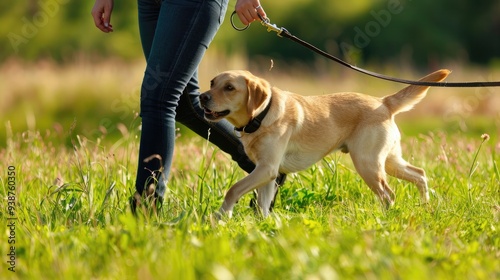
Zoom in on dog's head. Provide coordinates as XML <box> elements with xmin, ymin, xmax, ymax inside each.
<box><xmin>200</xmin><ymin>70</ymin><xmax>271</xmax><ymax>127</ymax></box>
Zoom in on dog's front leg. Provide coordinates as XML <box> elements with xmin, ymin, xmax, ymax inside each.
<box><xmin>219</xmin><ymin>164</ymin><xmax>278</xmax><ymax>218</ymax></box>
<box><xmin>256</xmin><ymin>181</ymin><xmax>277</xmax><ymax>217</ymax></box>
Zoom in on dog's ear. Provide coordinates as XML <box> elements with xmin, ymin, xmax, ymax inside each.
<box><xmin>246</xmin><ymin>75</ymin><xmax>270</xmax><ymax>118</ymax></box>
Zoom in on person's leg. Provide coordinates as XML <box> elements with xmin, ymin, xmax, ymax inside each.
<box><xmin>136</xmin><ymin>0</ymin><xmax>231</xmax><ymax>199</ymax></box>
<box><xmin>137</xmin><ymin>0</ymin><xmax>162</xmax><ymax>60</ymax></box>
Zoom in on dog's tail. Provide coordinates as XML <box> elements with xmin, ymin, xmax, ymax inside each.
<box><xmin>383</xmin><ymin>69</ymin><xmax>451</xmax><ymax>115</ymax></box>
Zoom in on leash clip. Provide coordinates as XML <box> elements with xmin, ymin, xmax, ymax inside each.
<box><xmin>258</xmin><ymin>14</ymin><xmax>283</xmax><ymax>37</ymax></box>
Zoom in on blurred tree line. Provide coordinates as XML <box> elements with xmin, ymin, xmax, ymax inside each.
<box><xmin>1</xmin><ymin>0</ymin><xmax>499</xmax><ymax>67</ymax></box>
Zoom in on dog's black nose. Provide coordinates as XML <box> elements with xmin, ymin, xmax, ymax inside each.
<box><xmin>200</xmin><ymin>93</ymin><xmax>211</xmax><ymax>104</ymax></box>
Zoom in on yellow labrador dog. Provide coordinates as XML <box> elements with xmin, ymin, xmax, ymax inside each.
<box><xmin>200</xmin><ymin>69</ymin><xmax>450</xmax><ymax>217</ymax></box>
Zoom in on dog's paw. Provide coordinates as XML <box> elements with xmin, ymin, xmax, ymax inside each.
<box><xmin>207</xmin><ymin>209</ymin><xmax>232</xmax><ymax>226</ymax></box>
<box><xmin>218</xmin><ymin>207</ymin><xmax>233</xmax><ymax>219</ymax></box>
<box><xmin>381</xmin><ymin>197</ymin><xmax>395</xmax><ymax>210</ymax></box>
<box><xmin>421</xmin><ymin>191</ymin><xmax>430</xmax><ymax>204</ymax></box>
<box><xmin>212</xmin><ymin>211</ymin><xmax>224</xmax><ymax>221</ymax></box>
<box><xmin>209</xmin><ymin>208</ymin><xmax>232</xmax><ymax>221</ymax></box>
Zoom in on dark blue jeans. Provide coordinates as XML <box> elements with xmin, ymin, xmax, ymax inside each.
<box><xmin>136</xmin><ymin>0</ymin><xmax>255</xmax><ymax>198</ymax></box>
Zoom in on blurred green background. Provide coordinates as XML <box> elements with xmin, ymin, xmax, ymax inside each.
<box><xmin>1</xmin><ymin>0</ymin><xmax>499</xmax><ymax>145</ymax></box>
<box><xmin>2</xmin><ymin>0</ymin><xmax>499</xmax><ymax>65</ymax></box>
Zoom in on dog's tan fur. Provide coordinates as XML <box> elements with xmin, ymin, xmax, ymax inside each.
<box><xmin>200</xmin><ymin>69</ymin><xmax>450</xmax><ymax>217</ymax></box>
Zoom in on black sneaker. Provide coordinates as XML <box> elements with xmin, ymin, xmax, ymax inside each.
<box><xmin>129</xmin><ymin>184</ymin><xmax>163</xmax><ymax>216</ymax></box>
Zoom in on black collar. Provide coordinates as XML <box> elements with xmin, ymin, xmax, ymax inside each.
<box><xmin>235</xmin><ymin>96</ymin><xmax>272</xmax><ymax>134</ymax></box>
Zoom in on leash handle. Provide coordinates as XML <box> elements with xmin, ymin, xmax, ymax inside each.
<box><xmin>230</xmin><ymin>11</ymin><xmax>250</xmax><ymax>31</ymax></box>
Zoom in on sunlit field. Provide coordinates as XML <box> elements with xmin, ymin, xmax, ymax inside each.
<box><xmin>1</xmin><ymin>56</ymin><xmax>499</xmax><ymax>279</ymax></box>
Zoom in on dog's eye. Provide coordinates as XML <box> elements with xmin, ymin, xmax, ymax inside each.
<box><xmin>224</xmin><ymin>84</ymin><xmax>235</xmax><ymax>91</ymax></box>
<box><xmin>210</xmin><ymin>80</ymin><xmax>214</xmax><ymax>88</ymax></box>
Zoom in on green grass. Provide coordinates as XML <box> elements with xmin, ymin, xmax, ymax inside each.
<box><xmin>1</xmin><ymin>59</ymin><xmax>499</xmax><ymax>279</ymax></box>
<box><xmin>1</xmin><ymin>124</ymin><xmax>499</xmax><ymax>280</ymax></box>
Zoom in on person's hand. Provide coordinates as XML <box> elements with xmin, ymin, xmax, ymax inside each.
<box><xmin>235</xmin><ymin>0</ymin><xmax>266</xmax><ymax>26</ymax></box>
<box><xmin>91</xmin><ymin>0</ymin><xmax>114</xmax><ymax>33</ymax></box>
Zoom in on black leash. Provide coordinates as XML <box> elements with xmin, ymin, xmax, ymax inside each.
<box><xmin>230</xmin><ymin>12</ymin><xmax>500</xmax><ymax>88</ymax></box>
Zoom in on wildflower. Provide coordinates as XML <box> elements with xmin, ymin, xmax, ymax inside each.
<box><xmin>466</xmin><ymin>144</ymin><xmax>473</xmax><ymax>153</ymax></box>
<box><xmin>481</xmin><ymin>134</ymin><xmax>490</xmax><ymax>141</ymax></box>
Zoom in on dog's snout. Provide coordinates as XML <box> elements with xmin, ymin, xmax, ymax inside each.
<box><xmin>200</xmin><ymin>92</ymin><xmax>211</xmax><ymax>105</ymax></box>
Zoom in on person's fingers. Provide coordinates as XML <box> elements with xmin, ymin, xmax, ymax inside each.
<box><xmin>239</xmin><ymin>10</ymin><xmax>253</xmax><ymax>25</ymax></box>
<box><xmin>93</xmin><ymin>17</ymin><xmax>109</xmax><ymax>32</ymax></box>
<box><xmin>102</xmin><ymin>6</ymin><xmax>113</xmax><ymax>31</ymax></box>
<box><xmin>91</xmin><ymin>10</ymin><xmax>105</xmax><ymax>32</ymax></box>
<box><xmin>235</xmin><ymin>1</ymin><xmax>265</xmax><ymax>25</ymax></box>
<box><xmin>255</xmin><ymin>4</ymin><xmax>267</xmax><ymax>20</ymax></box>
<box><xmin>91</xmin><ymin>1</ymin><xmax>114</xmax><ymax>33</ymax></box>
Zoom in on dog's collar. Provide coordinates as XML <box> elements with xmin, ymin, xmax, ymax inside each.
<box><xmin>235</xmin><ymin>96</ymin><xmax>272</xmax><ymax>134</ymax></box>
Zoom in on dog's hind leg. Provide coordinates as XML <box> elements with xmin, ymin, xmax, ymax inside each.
<box><xmin>350</xmin><ymin>152</ymin><xmax>395</xmax><ymax>207</ymax></box>
<box><xmin>385</xmin><ymin>153</ymin><xmax>429</xmax><ymax>203</ymax></box>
